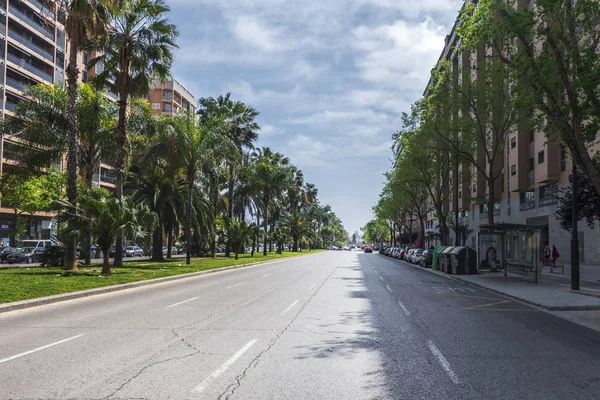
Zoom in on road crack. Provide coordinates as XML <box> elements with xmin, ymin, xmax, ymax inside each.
<box><xmin>217</xmin><ymin>256</ymin><xmax>348</xmax><ymax>400</ymax></box>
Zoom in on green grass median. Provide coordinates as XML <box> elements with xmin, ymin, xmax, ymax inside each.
<box><xmin>0</xmin><ymin>251</ymin><xmax>323</xmax><ymax>304</ymax></box>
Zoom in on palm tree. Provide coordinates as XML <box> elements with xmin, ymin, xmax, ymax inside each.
<box><xmin>219</xmin><ymin>217</ymin><xmax>256</xmax><ymax>260</ymax></box>
<box><xmin>250</xmin><ymin>148</ymin><xmax>290</xmax><ymax>256</ymax></box>
<box><xmin>282</xmin><ymin>210</ymin><xmax>314</xmax><ymax>252</ymax></box>
<box><xmin>59</xmin><ymin>188</ymin><xmax>155</xmax><ymax>274</ymax></box>
<box><xmin>198</xmin><ymin>94</ymin><xmax>260</xmax><ymax>257</ymax></box>
<box><xmin>59</xmin><ymin>0</ymin><xmax>114</xmax><ymax>270</ymax></box>
<box><xmin>89</xmin><ymin>0</ymin><xmax>178</xmax><ymax>267</ymax></box>
<box><xmin>160</xmin><ymin>113</ymin><xmax>233</xmax><ymax>264</ymax></box>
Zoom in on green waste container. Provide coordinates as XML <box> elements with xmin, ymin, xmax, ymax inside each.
<box><xmin>432</xmin><ymin>246</ymin><xmax>447</xmax><ymax>270</ymax></box>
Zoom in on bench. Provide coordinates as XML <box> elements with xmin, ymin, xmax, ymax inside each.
<box><xmin>540</xmin><ymin>258</ymin><xmax>565</xmax><ymax>274</ymax></box>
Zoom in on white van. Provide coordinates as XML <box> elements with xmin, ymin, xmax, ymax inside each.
<box><xmin>19</xmin><ymin>240</ymin><xmax>54</xmax><ymax>252</ymax></box>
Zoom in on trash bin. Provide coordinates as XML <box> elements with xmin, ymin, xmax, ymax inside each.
<box><xmin>450</xmin><ymin>246</ymin><xmax>478</xmax><ymax>275</ymax></box>
<box><xmin>440</xmin><ymin>246</ymin><xmax>454</xmax><ymax>273</ymax></box>
<box><xmin>432</xmin><ymin>246</ymin><xmax>447</xmax><ymax>271</ymax></box>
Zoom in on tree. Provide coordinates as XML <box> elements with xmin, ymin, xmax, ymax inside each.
<box><xmin>458</xmin><ymin>0</ymin><xmax>600</xmax><ymax>199</ymax></box>
<box><xmin>90</xmin><ymin>0</ymin><xmax>178</xmax><ymax>267</ymax></box>
<box><xmin>219</xmin><ymin>217</ymin><xmax>256</xmax><ymax>260</ymax></box>
<box><xmin>0</xmin><ymin>169</ymin><xmax>65</xmax><ymax>246</ymax></box>
<box><xmin>281</xmin><ymin>210</ymin><xmax>314</xmax><ymax>252</ymax></box>
<box><xmin>198</xmin><ymin>94</ymin><xmax>260</xmax><ymax>257</ymax></box>
<box><xmin>163</xmin><ymin>113</ymin><xmax>233</xmax><ymax>264</ymax></box>
<box><xmin>59</xmin><ymin>188</ymin><xmax>155</xmax><ymax>274</ymax></box>
<box><xmin>555</xmin><ymin>172</ymin><xmax>600</xmax><ymax>232</ymax></box>
<box><xmin>362</xmin><ymin>219</ymin><xmax>390</xmax><ymax>245</ymax></box>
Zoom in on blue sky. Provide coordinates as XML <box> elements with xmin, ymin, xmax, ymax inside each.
<box><xmin>168</xmin><ymin>0</ymin><xmax>463</xmax><ymax>235</ymax></box>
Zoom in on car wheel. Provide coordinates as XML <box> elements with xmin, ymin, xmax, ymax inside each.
<box><xmin>27</xmin><ymin>256</ymin><xmax>33</xmax><ymax>264</ymax></box>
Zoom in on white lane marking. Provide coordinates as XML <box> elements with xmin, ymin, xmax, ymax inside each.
<box><xmin>427</xmin><ymin>340</ymin><xmax>460</xmax><ymax>384</ymax></box>
<box><xmin>309</xmin><ymin>283</ymin><xmax>316</xmax><ymax>290</ymax></box>
<box><xmin>386</xmin><ymin>284</ymin><xmax>393</xmax><ymax>293</ymax></box>
<box><xmin>167</xmin><ymin>297</ymin><xmax>199</xmax><ymax>308</ymax></box>
<box><xmin>192</xmin><ymin>339</ymin><xmax>257</xmax><ymax>393</ymax></box>
<box><xmin>398</xmin><ymin>301</ymin><xmax>411</xmax><ymax>316</ymax></box>
<box><xmin>320</xmin><ymin>275</ymin><xmax>325</xmax><ymax>279</ymax></box>
<box><xmin>262</xmin><ymin>273</ymin><xmax>271</xmax><ymax>277</ymax></box>
<box><xmin>226</xmin><ymin>282</ymin><xmax>244</xmax><ymax>289</ymax></box>
<box><xmin>0</xmin><ymin>334</ymin><xmax>85</xmax><ymax>364</ymax></box>
<box><xmin>379</xmin><ymin>276</ymin><xmax>385</xmax><ymax>282</ymax></box>
<box><xmin>280</xmin><ymin>268</ymin><xmax>287</xmax><ymax>272</ymax></box>
<box><xmin>281</xmin><ymin>300</ymin><xmax>299</xmax><ymax>315</ymax></box>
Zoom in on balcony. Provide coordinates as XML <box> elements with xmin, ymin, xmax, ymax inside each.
<box><xmin>27</xmin><ymin>0</ymin><xmax>55</xmax><ymax>20</ymax></box>
<box><xmin>528</xmin><ymin>141</ymin><xmax>534</xmax><ymax>157</ymax></box>
<box><xmin>100</xmin><ymin>174</ymin><xmax>116</xmax><ymax>184</ymax></box>
<box><xmin>9</xmin><ymin>5</ymin><xmax>55</xmax><ymax>40</ymax></box>
<box><xmin>6</xmin><ymin>76</ymin><xmax>29</xmax><ymax>92</ymax></box>
<box><xmin>7</xmin><ymin>52</ymin><xmax>53</xmax><ymax>82</ymax></box>
<box><xmin>5</xmin><ymin>101</ymin><xmax>16</xmax><ymax>112</ymax></box>
<box><xmin>8</xmin><ymin>29</ymin><xmax>54</xmax><ymax>61</ymax></box>
<box><xmin>528</xmin><ymin>170</ymin><xmax>534</xmax><ymax>185</ymax></box>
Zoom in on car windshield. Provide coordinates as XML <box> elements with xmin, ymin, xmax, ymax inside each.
<box><xmin>17</xmin><ymin>248</ymin><xmax>34</xmax><ymax>253</ymax></box>
<box><xmin>125</xmin><ymin>247</ymin><xmax>135</xmax><ymax>251</ymax></box>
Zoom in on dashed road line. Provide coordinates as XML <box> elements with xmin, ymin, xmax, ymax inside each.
<box><xmin>226</xmin><ymin>282</ymin><xmax>244</xmax><ymax>289</ymax></box>
<box><xmin>0</xmin><ymin>334</ymin><xmax>85</xmax><ymax>364</ymax></box>
<box><xmin>167</xmin><ymin>297</ymin><xmax>199</xmax><ymax>308</ymax></box>
<box><xmin>398</xmin><ymin>301</ymin><xmax>411</xmax><ymax>316</ymax></box>
<box><xmin>281</xmin><ymin>300</ymin><xmax>299</xmax><ymax>315</ymax></box>
<box><xmin>262</xmin><ymin>273</ymin><xmax>271</xmax><ymax>277</ymax></box>
<box><xmin>192</xmin><ymin>339</ymin><xmax>257</xmax><ymax>393</ymax></box>
<box><xmin>427</xmin><ymin>340</ymin><xmax>460</xmax><ymax>384</ymax></box>
<box><xmin>308</xmin><ymin>283</ymin><xmax>316</xmax><ymax>290</ymax></box>
<box><xmin>386</xmin><ymin>284</ymin><xmax>393</xmax><ymax>293</ymax></box>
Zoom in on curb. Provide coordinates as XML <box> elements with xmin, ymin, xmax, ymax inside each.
<box><xmin>379</xmin><ymin>254</ymin><xmax>600</xmax><ymax>311</ymax></box>
<box><xmin>0</xmin><ymin>254</ymin><xmax>315</xmax><ymax>314</ymax></box>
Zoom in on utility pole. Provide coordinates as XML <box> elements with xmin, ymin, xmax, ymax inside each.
<box><xmin>571</xmin><ymin>162</ymin><xmax>580</xmax><ymax>290</ymax></box>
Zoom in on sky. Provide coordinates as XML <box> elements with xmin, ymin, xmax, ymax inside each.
<box><xmin>167</xmin><ymin>0</ymin><xmax>464</xmax><ymax>235</ymax></box>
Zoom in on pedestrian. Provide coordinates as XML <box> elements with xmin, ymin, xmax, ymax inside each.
<box><xmin>552</xmin><ymin>245</ymin><xmax>560</xmax><ymax>261</ymax></box>
<box><xmin>543</xmin><ymin>245</ymin><xmax>550</xmax><ymax>259</ymax></box>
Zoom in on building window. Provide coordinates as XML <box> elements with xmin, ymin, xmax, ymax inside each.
<box><xmin>152</xmin><ymin>103</ymin><xmax>160</xmax><ymax>110</ymax></box>
<box><xmin>82</xmin><ymin>52</ymin><xmax>88</xmax><ymax>65</ymax></box>
<box><xmin>511</xmin><ymin>164</ymin><xmax>516</xmax><ymax>176</ymax></box>
<box><xmin>163</xmin><ymin>104</ymin><xmax>172</xmax><ymax>112</ymax></box>
<box><xmin>511</xmin><ymin>137</ymin><xmax>516</xmax><ymax>149</ymax></box>
<box><xmin>519</xmin><ymin>190</ymin><xmax>536</xmax><ymax>211</ymax></box>
<box><xmin>538</xmin><ymin>150</ymin><xmax>545</xmax><ymax>164</ymax></box>
<box><xmin>539</xmin><ymin>184</ymin><xmax>558</xmax><ymax>207</ymax></box>
<box><xmin>81</xmin><ymin>71</ymin><xmax>88</xmax><ymax>82</ymax></box>
<box><xmin>473</xmin><ymin>184</ymin><xmax>476</xmax><ymax>193</ymax></box>
<box><xmin>163</xmin><ymin>91</ymin><xmax>172</xmax><ymax>100</ymax></box>
<box><xmin>560</xmin><ymin>145</ymin><xmax>566</xmax><ymax>172</ymax></box>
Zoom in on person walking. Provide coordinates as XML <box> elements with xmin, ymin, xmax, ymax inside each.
<box><xmin>543</xmin><ymin>245</ymin><xmax>551</xmax><ymax>259</ymax></box>
<box><xmin>552</xmin><ymin>245</ymin><xmax>560</xmax><ymax>261</ymax></box>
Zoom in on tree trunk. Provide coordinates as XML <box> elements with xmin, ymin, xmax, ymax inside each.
<box><xmin>263</xmin><ymin>199</ymin><xmax>268</xmax><ymax>256</ymax></box>
<box><xmin>419</xmin><ymin>217</ymin><xmax>425</xmax><ymax>249</ymax></box>
<box><xmin>152</xmin><ymin>223</ymin><xmax>164</xmax><ymax>262</ymax></box>
<box><xmin>225</xmin><ymin>163</ymin><xmax>234</xmax><ymax>257</ymax></box>
<box><xmin>101</xmin><ymin>246</ymin><xmax>111</xmax><ymax>275</ymax></box>
<box><xmin>409</xmin><ymin>219</ymin><xmax>413</xmax><ymax>246</ymax></box>
<box><xmin>166</xmin><ymin>221</ymin><xmax>173</xmax><ymax>259</ymax></box>
<box><xmin>211</xmin><ymin>181</ymin><xmax>218</xmax><ymax>258</ymax></box>
<box><xmin>293</xmin><ymin>237</ymin><xmax>298</xmax><ymax>252</ymax></box>
<box><xmin>64</xmin><ymin>39</ymin><xmax>79</xmax><ymax>272</ymax></box>
<box><xmin>10</xmin><ymin>210</ymin><xmax>17</xmax><ymax>246</ymax></box>
<box><xmin>186</xmin><ymin>177</ymin><xmax>193</xmax><ymax>265</ymax></box>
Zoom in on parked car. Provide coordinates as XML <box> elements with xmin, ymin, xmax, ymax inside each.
<box><xmin>6</xmin><ymin>247</ymin><xmax>46</xmax><ymax>264</ymax></box>
<box><xmin>39</xmin><ymin>246</ymin><xmax>68</xmax><ymax>267</ymax></box>
<box><xmin>124</xmin><ymin>246</ymin><xmax>144</xmax><ymax>257</ymax></box>
<box><xmin>0</xmin><ymin>247</ymin><xmax>18</xmax><ymax>263</ymax></box>
<box><xmin>412</xmin><ymin>249</ymin><xmax>425</xmax><ymax>265</ymax></box>
<box><xmin>421</xmin><ymin>249</ymin><xmax>434</xmax><ymax>268</ymax></box>
<box><xmin>405</xmin><ymin>248</ymin><xmax>417</xmax><ymax>263</ymax></box>
<box><xmin>399</xmin><ymin>248</ymin><xmax>407</xmax><ymax>260</ymax></box>
<box><xmin>364</xmin><ymin>247</ymin><xmax>373</xmax><ymax>253</ymax></box>
<box><xmin>384</xmin><ymin>247</ymin><xmax>392</xmax><ymax>256</ymax></box>
<box><xmin>391</xmin><ymin>248</ymin><xmax>400</xmax><ymax>259</ymax></box>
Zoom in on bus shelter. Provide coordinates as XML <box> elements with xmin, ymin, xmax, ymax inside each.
<box><xmin>479</xmin><ymin>224</ymin><xmax>546</xmax><ymax>283</ymax></box>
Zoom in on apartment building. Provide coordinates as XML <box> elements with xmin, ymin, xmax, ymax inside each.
<box><xmin>423</xmin><ymin>0</ymin><xmax>600</xmax><ymax>265</ymax></box>
<box><xmin>148</xmin><ymin>76</ymin><xmax>196</xmax><ymax>117</ymax></box>
<box><xmin>0</xmin><ymin>1</ymin><xmax>197</xmax><ymax>243</ymax></box>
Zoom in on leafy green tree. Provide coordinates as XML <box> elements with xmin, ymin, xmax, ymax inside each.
<box><xmin>281</xmin><ymin>210</ymin><xmax>315</xmax><ymax>252</ymax></box>
<box><xmin>1</xmin><ymin>169</ymin><xmax>65</xmax><ymax>246</ymax></box>
<box><xmin>90</xmin><ymin>0</ymin><xmax>178</xmax><ymax>267</ymax></box>
<box><xmin>219</xmin><ymin>217</ymin><xmax>256</xmax><ymax>260</ymax></box>
<box><xmin>458</xmin><ymin>0</ymin><xmax>600</xmax><ymax>197</ymax></box>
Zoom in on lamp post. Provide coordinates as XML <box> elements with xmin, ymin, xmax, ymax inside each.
<box><xmin>571</xmin><ymin>162</ymin><xmax>580</xmax><ymax>290</ymax></box>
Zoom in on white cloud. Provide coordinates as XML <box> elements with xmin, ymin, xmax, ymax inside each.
<box><xmin>261</xmin><ymin>124</ymin><xmax>285</xmax><ymax>136</ymax></box>
<box><xmin>286</xmin><ymin>134</ymin><xmax>335</xmax><ymax>168</ymax></box>
<box><xmin>231</xmin><ymin>15</ymin><xmax>285</xmax><ymax>52</ymax></box>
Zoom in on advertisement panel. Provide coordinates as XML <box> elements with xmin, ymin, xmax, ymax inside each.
<box><xmin>478</xmin><ymin>233</ymin><xmax>503</xmax><ymax>271</ymax></box>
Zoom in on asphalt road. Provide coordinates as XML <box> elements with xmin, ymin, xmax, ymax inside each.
<box><xmin>1</xmin><ymin>251</ymin><xmax>600</xmax><ymax>399</ymax></box>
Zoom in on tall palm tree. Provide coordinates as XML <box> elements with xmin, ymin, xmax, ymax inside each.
<box><xmin>162</xmin><ymin>113</ymin><xmax>233</xmax><ymax>264</ymax></box>
<box><xmin>219</xmin><ymin>217</ymin><xmax>256</xmax><ymax>260</ymax></box>
<box><xmin>198</xmin><ymin>94</ymin><xmax>260</xmax><ymax>257</ymax></box>
<box><xmin>89</xmin><ymin>0</ymin><xmax>178</xmax><ymax>267</ymax></box>
<box><xmin>59</xmin><ymin>0</ymin><xmax>114</xmax><ymax>270</ymax></box>
<box><xmin>250</xmin><ymin>148</ymin><xmax>290</xmax><ymax>256</ymax></box>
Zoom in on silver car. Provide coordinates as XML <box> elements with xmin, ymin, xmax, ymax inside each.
<box><xmin>124</xmin><ymin>246</ymin><xmax>143</xmax><ymax>257</ymax></box>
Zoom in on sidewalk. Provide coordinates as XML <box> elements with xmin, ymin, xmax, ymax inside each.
<box><xmin>405</xmin><ymin>260</ymin><xmax>600</xmax><ymax>311</ymax></box>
